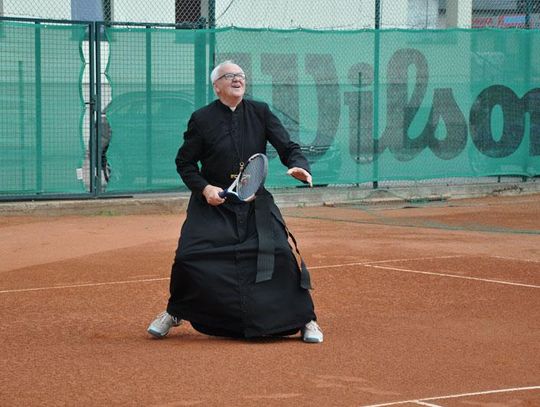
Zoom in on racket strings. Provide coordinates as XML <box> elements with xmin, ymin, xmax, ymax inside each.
<box><xmin>237</xmin><ymin>157</ymin><xmax>266</xmax><ymax>200</ymax></box>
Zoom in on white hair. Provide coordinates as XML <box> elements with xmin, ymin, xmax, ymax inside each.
<box><xmin>210</xmin><ymin>60</ymin><xmax>237</xmax><ymax>83</ymax></box>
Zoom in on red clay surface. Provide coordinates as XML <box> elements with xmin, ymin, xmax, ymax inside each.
<box><xmin>1</xmin><ymin>194</ymin><xmax>539</xmax><ymax>406</ymax></box>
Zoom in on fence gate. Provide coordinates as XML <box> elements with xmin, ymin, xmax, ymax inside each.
<box><xmin>0</xmin><ymin>18</ymin><xmax>102</xmax><ymax>200</ymax></box>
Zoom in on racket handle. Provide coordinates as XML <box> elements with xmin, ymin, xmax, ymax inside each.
<box><xmin>218</xmin><ymin>190</ymin><xmax>227</xmax><ymax>198</ymax></box>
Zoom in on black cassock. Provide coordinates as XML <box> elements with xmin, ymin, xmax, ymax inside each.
<box><xmin>166</xmin><ymin>98</ymin><xmax>317</xmax><ymax>338</ymax></box>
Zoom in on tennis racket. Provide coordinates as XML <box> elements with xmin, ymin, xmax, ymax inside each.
<box><xmin>219</xmin><ymin>153</ymin><xmax>268</xmax><ymax>202</ymax></box>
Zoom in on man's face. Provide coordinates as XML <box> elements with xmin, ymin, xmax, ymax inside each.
<box><xmin>213</xmin><ymin>63</ymin><xmax>246</xmax><ymax>102</ymax></box>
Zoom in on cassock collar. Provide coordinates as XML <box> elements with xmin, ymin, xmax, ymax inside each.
<box><xmin>216</xmin><ymin>99</ymin><xmax>244</xmax><ymax>113</ymax></box>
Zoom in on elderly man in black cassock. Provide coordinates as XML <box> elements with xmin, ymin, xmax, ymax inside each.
<box><xmin>147</xmin><ymin>61</ymin><xmax>323</xmax><ymax>343</ymax></box>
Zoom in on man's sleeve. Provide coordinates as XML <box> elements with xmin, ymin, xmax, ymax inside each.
<box><xmin>175</xmin><ymin>115</ymin><xmax>209</xmax><ymax>194</ymax></box>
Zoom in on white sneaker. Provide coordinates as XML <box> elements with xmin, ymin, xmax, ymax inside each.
<box><xmin>301</xmin><ymin>320</ymin><xmax>323</xmax><ymax>343</ymax></box>
<box><xmin>147</xmin><ymin>311</ymin><xmax>182</xmax><ymax>338</ymax></box>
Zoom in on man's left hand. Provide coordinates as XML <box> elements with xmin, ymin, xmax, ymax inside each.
<box><xmin>287</xmin><ymin>167</ymin><xmax>313</xmax><ymax>187</ymax></box>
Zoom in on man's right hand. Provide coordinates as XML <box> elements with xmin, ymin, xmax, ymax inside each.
<box><xmin>202</xmin><ymin>185</ymin><xmax>226</xmax><ymax>206</ymax></box>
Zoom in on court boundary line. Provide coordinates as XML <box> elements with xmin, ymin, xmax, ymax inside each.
<box><xmin>413</xmin><ymin>402</ymin><xmax>442</xmax><ymax>407</ymax></box>
<box><xmin>366</xmin><ymin>264</ymin><xmax>540</xmax><ymax>289</ymax></box>
<box><xmin>309</xmin><ymin>255</ymin><xmax>465</xmax><ymax>270</ymax></box>
<box><xmin>1</xmin><ymin>256</ymin><xmax>461</xmax><ymax>294</ymax></box>
<box><xmin>2</xmin><ymin>254</ymin><xmax>539</xmax><ymax>294</ymax></box>
<box><xmin>359</xmin><ymin>385</ymin><xmax>540</xmax><ymax>407</ymax></box>
<box><xmin>491</xmin><ymin>255</ymin><xmax>540</xmax><ymax>264</ymax></box>
<box><xmin>0</xmin><ymin>277</ymin><xmax>169</xmax><ymax>294</ymax></box>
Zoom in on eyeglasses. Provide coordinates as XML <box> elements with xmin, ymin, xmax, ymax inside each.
<box><xmin>216</xmin><ymin>72</ymin><xmax>246</xmax><ymax>81</ymax></box>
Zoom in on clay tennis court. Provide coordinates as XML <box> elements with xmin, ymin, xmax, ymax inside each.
<box><xmin>1</xmin><ymin>193</ymin><xmax>539</xmax><ymax>406</ymax></box>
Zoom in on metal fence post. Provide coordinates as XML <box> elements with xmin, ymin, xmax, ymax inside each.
<box><xmin>194</xmin><ymin>25</ymin><xmax>207</xmax><ymax>109</ymax></box>
<box><xmin>356</xmin><ymin>71</ymin><xmax>362</xmax><ymax>185</ymax></box>
<box><xmin>372</xmin><ymin>0</ymin><xmax>381</xmax><ymax>189</ymax></box>
<box><xmin>88</xmin><ymin>22</ymin><xmax>97</xmax><ymax>195</ymax></box>
<box><xmin>34</xmin><ymin>21</ymin><xmax>43</xmax><ymax>193</ymax></box>
<box><xmin>18</xmin><ymin>60</ymin><xmax>27</xmax><ymax>191</ymax></box>
<box><xmin>208</xmin><ymin>0</ymin><xmax>216</xmax><ymax>105</ymax></box>
<box><xmin>95</xmin><ymin>21</ymin><xmax>103</xmax><ymax>195</ymax></box>
<box><xmin>145</xmin><ymin>26</ymin><xmax>153</xmax><ymax>187</ymax></box>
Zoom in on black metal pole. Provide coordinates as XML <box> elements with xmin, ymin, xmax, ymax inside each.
<box><xmin>356</xmin><ymin>72</ymin><xmax>362</xmax><ymax>185</ymax></box>
<box><xmin>372</xmin><ymin>0</ymin><xmax>381</xmax><ymax>189</ymax></box>
<box><xmin>95</xmin><ymin>22</ymin><xmax>103</xmax><ymax>194</ymax></box>
<box><xmin>208</xmin><ymin>0</ymin><xmax>216</xmax><ymax>104</ymax></box>
<box><xmin>34</xmin><ymin>22</ymin><xmax>43</xmax><ymax>193</ymax></box>
<box><xmin>145</xmin><ymin>26</ymin><xmax>153</xmax><ymax>187</ymax></box>
<box><xmin>89</xmin><ymin>22</ymin><xmax>97</xmax><ymax>195</ymax></box>
<box><xmin>525</xmin><ymin>0</ymin><xmax>532</xmax><ymax>29</ymax></box>
<box><xmin>18</xmin><ymin>61</ymin><xmax>26</xmax><ymax>191</ymax></box>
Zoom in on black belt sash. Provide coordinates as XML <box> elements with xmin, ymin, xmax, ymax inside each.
<box><xmin>254</xmin><ymin>196</ymin><xmax>274</xmax><ymax>284</ymax></box>
<box><xmin>254</xmin><ymin>196</ymin><xmax>312</xmax><ymax>290</ymax></box>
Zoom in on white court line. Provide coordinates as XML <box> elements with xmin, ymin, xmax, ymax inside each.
<box><xmin>367</xmin><ymin>264</ymin><xmax>540</xmax><ymax>289</ymax></box>
<box><xmin>491</xmin><ymin>255</ymin><xmax>540</xmax><ymax>264</ymax></box>
<box><xmin>0</xmin><ymin>277</ymin><xmax>168</xmax><ymax>294</ymax></box>
<box><xmin>364</xmin><ymin>255</ymin><xmax>466</xmax><ymax>265</ymax></box>
<box><xmin>414</xmin><ymin>402</ymin><xmax>442</xmax><ymax>407</ymax></box>
<box><xmin>359</xmin><ymin>385</ymin><xmax>540</xmax><ymax>407</ymax></box>
<box><xmin>0</xmin><ymin>257</ymin><xmax>436</xmax><ymax>294</ymax></box>
<box><xmin>1</xmin><ymin>254</ymin><xmax>538</xmax><ymax>294</ymax></box>
<box><xmin>0</xmin><ymin>256</ymin><xmax>457</xmax><ymax>294</ymax></box>
<box><xmin>310</xmin><ymin>261</ymin><xmax>371</xmax><ymax>270</ymax></box>
<box><xmin>309</xmin><ymin>255</ymin><xmax>465</xmax><ymax>270</ymax></box>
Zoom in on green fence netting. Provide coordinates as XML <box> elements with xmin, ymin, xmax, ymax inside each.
<box><xmin>103</xmin><ymin>28</ymin><xmax>208</xmax><ymax>192</ymax></box>
<box><xmin>1</xmin><ymin>23</ymin><xmax>539</xmax><ymax>198</ymax></box>
<box><xmin>0</xmin><ymin>21</ymin><xmax>87</xmax><ymax>196</ymax></box>
<box><xmin>103</xmin><ymin>26</ymin><xmax>540</xmax><ymax>193</ymax></box>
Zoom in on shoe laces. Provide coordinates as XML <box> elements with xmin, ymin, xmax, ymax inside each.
<box><xmin>156</xmin><ymin>311</ymin><xmax>175</xmax><ymax>325</ymax></box>
<box><xmin>305</xmin><ymin>320</ymin><xmax>321</xmax><ymax>333</ymax></box>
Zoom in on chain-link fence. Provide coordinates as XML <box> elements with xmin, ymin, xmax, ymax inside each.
<box><xmin>2</xmin><ymin>1</ymin><xmax>540</xmax><ymax>29</ymax></box>
<box><xmin>1</xmin><ymin>19</ymin><xmax>539</xmax><ymax>198</ymax></box>
<box><xmin>1</xmin><ymin>1</ymin><xmax>540</xmax><ymax>199</ymax></box>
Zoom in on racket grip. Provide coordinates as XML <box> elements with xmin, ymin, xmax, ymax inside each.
<box><xmin>218</xmin><ymin>190</ymin><xmax>227</xmax><ymax>198</ymax></box>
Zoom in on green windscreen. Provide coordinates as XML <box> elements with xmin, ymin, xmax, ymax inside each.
<box><xmin>103</xmin><ymin>28</ymin><xmax>207</xmax><ymax>192</ymax></box>
<box><xmin>1</xmin><ymin>24</ymin><xmax>539</xmax><ymax>197</ymax></box>
<box><xmin>104</xmin><ymin>27</ymin><xmax>539</xmax><ymax>192</ymax></box>
<box><xmin>213</xmin><ymin>28</ymin><xmax>540</xmax><ymax>187</ymax></box>
<box><xmin>0</xmin><ymin>21</ymin><xmax>87</xmax><ymax>196</ymax></box>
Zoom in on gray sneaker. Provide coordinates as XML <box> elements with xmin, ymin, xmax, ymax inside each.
<box><xmin>301</xmin><ymin>320</ymin><xmax>323</xmax><ymax>343</ymax></box>
<box><xmin>147</xmin><ymin>311</ymin><xmax>182</xmax><ymax>338</ymax></box>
